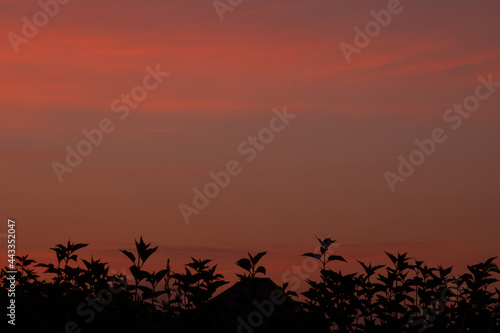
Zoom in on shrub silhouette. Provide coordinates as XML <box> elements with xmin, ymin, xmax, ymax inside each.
<box><xmin>236</xmin><ymin>251</ymin><xmax>267</xmax><ymax>279</ymax></box>
<box><xmin>1</xmin><ymin>236</ymin><xmax>499</xmax><ymax>333</ymax></box>
<box><xmin>171</xmin><ymin>257</ymin><xmax>228</xmax><ymax>309</ymax></box>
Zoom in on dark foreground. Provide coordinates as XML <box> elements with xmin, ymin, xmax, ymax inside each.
<box><xmin>1</xmin><ymin>237</ymin><xmax>499</xmax><ymax>332</ymax></box>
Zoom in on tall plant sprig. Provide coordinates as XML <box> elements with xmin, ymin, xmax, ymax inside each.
<box><xmin>36</xmin><ymin>240</ymin><xmax>88</xmax><ymax>285</ymax></box>
<box><xmin>301</xmin><ymin>236</ymin><xmax>349</xmax><ymax>331</ymax></box>
<box><xmin>302</xmin><ymin>236</ymin><xmax>346</xmax><ymax>272</ymax></box>
<box><xmin>236</xmin><ymin>251</ymin><xmax>267</xmax><ymax>279</ymax></box>
<box><xmin>172</xmin><ymin>258</ymin><xmax>228</xmax><ymax>309</ymax></box>
<box><xmin>120</xmin><ymin>236</ymin><xmax>159</xmax><ymax>302</ymax></box>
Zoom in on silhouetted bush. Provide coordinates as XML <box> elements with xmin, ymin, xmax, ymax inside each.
<box><xmin>1</xmin><ymin>237</ymin><xmax>498</xmax><ymax>332</ymax></box>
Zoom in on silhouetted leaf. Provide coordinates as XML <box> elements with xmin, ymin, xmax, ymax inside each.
<box><xmin>141</xmin><ymin>246</ymin><xmax>159</xmax><ymax>264</ymax></box>
<box><xmin>120</xmin><ymin>249</ymin><xmax>136</xmax><ymax>264</ymax></box>
<box><xmin>303</xmin><ymin>252</ymin><xmax>321</xmax><ymax>260</ymax></box>
<box><xmin>256</xmin><ymin>266</ymin><xmax>266</xmax><ymax>275</ymax></box>
<box><xmin>251</xmin><ymin>251</ymin><xmax>267</xmax><ymax>265</ymax></box>
<box><xmin>71</xmin><ymin>243</ymin><xmax>88</xmax><ymax>252</ymax></box>
<box><xmin>236</xmin><ymin>258</ymin><xmax>252</xmax><ymax>272</ymax></box>
<box><xmin>328</xmin><ymin>255</ymin><xmax>347</xmax><ymax>263</ymax></box>
<box><xmin>385</xmin><ymin>251</ymin><xmax>398</xmax><ymax>265</ymax></box>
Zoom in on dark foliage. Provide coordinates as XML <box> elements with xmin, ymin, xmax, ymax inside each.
<box><xmin>1</xmin><ymin>237</ymin><xmax>499</xmax><ymax>333</ymax></box>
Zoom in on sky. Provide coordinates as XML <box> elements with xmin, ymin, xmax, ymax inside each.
<box><xmin>1</xmin><ymin>0</ymin><xmax>499</xmax><ymax>289</ymax></box>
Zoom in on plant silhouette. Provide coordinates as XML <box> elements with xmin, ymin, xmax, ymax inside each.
<box><xmin>236</xmin><ymin>251</ymin><xmax>267</xmax><ymax>279</ymax></box>
<box><xmin>1</xmin><ymin>236</ymin><xmax>499</xmax><ymax>333</ymax></box>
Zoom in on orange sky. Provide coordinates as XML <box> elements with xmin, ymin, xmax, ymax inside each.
<box><xmin>1</xmin><ymin>0</ymin><xmax>499</xmax><ymax>288</ymax></box>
